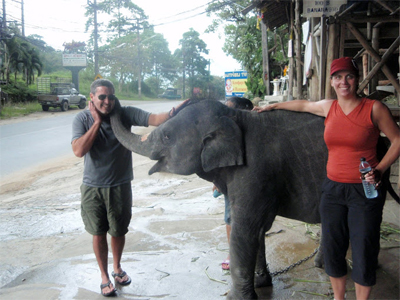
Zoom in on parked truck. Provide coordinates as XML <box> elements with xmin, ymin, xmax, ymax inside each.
<box><xmin>158</xmin><ymin>88</ymin><xmax>182</xmax><ymax>100</ymax></box>
<box><xmin>37</xmin><ymin>77</ymin><xmax>87</xmax><ymax>111</ymax></box>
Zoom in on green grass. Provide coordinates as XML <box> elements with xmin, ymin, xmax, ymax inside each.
<box><xmin>0</xmin><ymin>97</ymin><xmax>165</xmax><ymax>120</ymax></box>
<box><xmin>0</xmin><ymin>102</ymin><xmax>42</xmax><ymax>119</ymax></box>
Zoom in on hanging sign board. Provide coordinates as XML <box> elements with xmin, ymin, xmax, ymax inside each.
<box><xmin>303</xmin><ymin>0</ymin><xmax>347</xmax><ymax>18</ymax></box>
<box><xmin>62</xmin><ymin>53</ymin><xmax>87</xmax><ymax>67</ymax></box>
<box><xmin>225</xmin><ymin>71</ymin><xmax>248</xmax><ymax>98</ymax></box>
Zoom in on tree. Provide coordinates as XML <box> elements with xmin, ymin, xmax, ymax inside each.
<box><xmin>19</xmin><ymin>43</ymin><xmax>43</xmax><ymax>85</ymax></box>
<box><xmin>207</xmin><ymin>0</ymin><xmax>289</xmax><ymax>97</ymax></box>
<box><xmin>175</xmin><ymin>29</ymin><xmax>209</xmax><ymax>98</ymax></box>
<box><xmin>99</xmin><ymin>0</ymin><xmax>148</xmax><ymax>39</ymax></box>
<box><xmin>26</xmin><ymin>34</ymin><xmax>64</xmax><ymax>75</ymax></box>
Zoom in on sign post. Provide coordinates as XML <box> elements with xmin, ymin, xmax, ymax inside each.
<box><xmin>62</xmin><ymin>54</ymin><xmax>87</xmax><ymax>91</ymax></box>
<box><xmin>225</xmin><ymin>71</ymin><xmax>248</xmax><ymax>99</ymax></box>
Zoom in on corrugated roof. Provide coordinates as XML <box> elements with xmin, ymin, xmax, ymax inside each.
<box><xmin>256</xmin><ymin>0</ymin><xmax>291</xmax><ymax>29</ymax></box>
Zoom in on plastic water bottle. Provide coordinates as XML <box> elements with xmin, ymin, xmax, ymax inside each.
<box><xmin>359</xmin><ymin>157</ymin><xmax>378</xmax><ymax>199</ymax></box>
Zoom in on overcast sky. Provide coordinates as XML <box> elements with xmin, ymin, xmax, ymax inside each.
<box><xmin>5</xmin><ymin>0</ymin><xmax>243</xmax><ymax>76</ymax></box>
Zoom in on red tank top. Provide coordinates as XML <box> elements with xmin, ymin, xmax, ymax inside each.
<box><xmin>324</xmin><ymin>98</ymin><xmax>380</xmax><ymax>183</ymax></box>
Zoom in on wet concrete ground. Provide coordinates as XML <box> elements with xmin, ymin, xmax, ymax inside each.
<box><xmin>0</xmin><ymin>152</ymin><xmax>399</xmax><ymax>300</ymax></box>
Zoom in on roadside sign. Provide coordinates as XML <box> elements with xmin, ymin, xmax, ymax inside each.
<box><xmin>62</xmin><ymin>53</ymin><xmax>87</xmax><ymax>67</ymax></box>
<box><xmin>303</xmin><ymin>0</ymin><xmax>347</xmax><ymax>17</ymax></box>
<box><xmin>225</xmin><ymin>70</ymin><xmax>248</xmax><ymax>98</ymax></box>
<box><xmin>94</xmin><ymin>74</ymin><xmax>103</xmax><ymax>80</ymax></box>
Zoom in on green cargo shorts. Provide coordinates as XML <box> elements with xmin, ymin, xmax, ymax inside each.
<box><xmin>80</xmin><ymin>183</ymin><xmax>132</xmax><ymax>237</ymax></box>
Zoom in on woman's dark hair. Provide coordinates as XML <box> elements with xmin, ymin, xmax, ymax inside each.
<box><xmin>226</xmin><ymin>97</ymin><xmax>254</xmax><ymax>110</ymax></box>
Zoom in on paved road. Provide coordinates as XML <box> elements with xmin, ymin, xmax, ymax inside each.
<box><xmin>0</xmin><ymin>100</ymin><xmax>182</xmax><ymax>178</ymax></box>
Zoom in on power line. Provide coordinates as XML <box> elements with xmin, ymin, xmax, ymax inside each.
<box><xmin>152</xmin><ymin>0</ymin><xmax>217</xmax><ymax>22</ymax></box>
<box><xmin>150</xmin><ymin>0</ymin><xmax>238</xmax><ymax>27</ymax></box>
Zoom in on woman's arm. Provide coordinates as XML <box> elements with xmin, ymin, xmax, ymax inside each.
<box><xmin>371</xmin><ymin>101</ymin><xmax>400</xmax><ymax>175</ymax></box>
<box><xmin>253</xmin><ymin>99</ymin><xmax>333</xmax><ymax>117</ymax></box>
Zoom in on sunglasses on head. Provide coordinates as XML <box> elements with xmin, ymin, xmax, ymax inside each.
<box><xmin>98</xmin><ymin>94</ymin><xmax>116</xmax><ymax>101</ymax></box>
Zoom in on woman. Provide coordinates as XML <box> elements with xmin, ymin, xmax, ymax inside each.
<box><xmin>253</xmin><ymin>57</ymin><xmax>400</xmax><ymax>300</ymax></box>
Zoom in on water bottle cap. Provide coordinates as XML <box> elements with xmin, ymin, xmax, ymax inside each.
<box><xmin>360</xmin><ymin>157</ymin><xmax>366</xmax><ymax>161</ymax></box>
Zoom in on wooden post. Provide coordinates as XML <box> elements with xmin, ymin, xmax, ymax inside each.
<box><xmin>339</xmin><ymin>23</ymin><xmax>345</xmax><ymax>58</ymax></box>
<box><xmin>319</xmin><ymin>17</ymin><xmax>327</xmax><ymax>99</ymax></box>
<box><xmin>295</xmin><ymin>0</ymin><xmax>302</xmax><ymax>99</ymax></box>
<box><xmin>261</xmin><ymin>22</ymin><xmax>270</xmax><ymax>96</ymax></box>
<box><xmin>371</xmin><ymin>26</ymin><xmax>380</xmax><ymax>92</ymax></box>
<box><xmin>358</xmin><ymin>36</ymin><xmax>400</xmax><ymax>94</ymax></box>
<box><xmin>288</xmin><ymin>1</ymin><xmax>294</xmax><ymax>101</ymax></box>
<box><xmin>310</xmin><ymin>18</ymin><xmax>320</xmax><ymax>101</ymax></box>
<box><xmin>362</xmin><ymin>53</ymin><xmax>369</xmax><ymax>95</ymax></box>
<box><xmin>346</xmin><ymin>22</ymin><xmax>400</xmax><ymax>95</ymax></box>
<box><xmin>325</xmin><ymin>22</ymin><xmax>339</xmax><ymax>99</ymax></box>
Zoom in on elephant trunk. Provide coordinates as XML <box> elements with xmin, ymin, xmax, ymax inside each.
<box><xmin>110</xmin><ymin>99</ymin><xmax>150</xmax><ymax>157</ymax></box>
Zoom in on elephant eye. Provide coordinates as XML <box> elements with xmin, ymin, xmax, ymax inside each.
<box><xmin>161</xmin><ymin>130</ymin><xmax>173</xmax><ymax>144</ymax></box>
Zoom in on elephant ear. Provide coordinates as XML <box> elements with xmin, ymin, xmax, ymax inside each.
<box><xmin>201</xmin><ymin>116</ymin><xmax>244</xmax><ymax>172</ymax></box>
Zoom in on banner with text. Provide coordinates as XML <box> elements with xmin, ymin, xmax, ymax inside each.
<box><xmin>303</xmin><ymin>0</ymin><xmax>347</xmax><ymax>18</ymax></box>
<box><xmin>62</xmin><ymin>54</ymin><xmax>87</xmax><ymax>67</ymax></box>
<box><xmin>225</xmin><ymin>71</ymin><xmax>248</xmax><ymax>98</ymax></box>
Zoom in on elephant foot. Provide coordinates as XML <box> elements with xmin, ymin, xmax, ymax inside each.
<box><xmin>254</xmin><ymin>271</ymin><xmax>272</xmax><ymax>288</ymax></box>
<box><xmin>314</xmin><ymin>257</ymin><xmax>324</xmax><ymax>268</ymax></box>
<box><xmin>314</xmin><ymin>249</ymin><xmax>324</xmax><ymax>269</ymax></box>
<box><xmin>227</xmin><ymin>288</ymin><xmax>258</xmax><ymax>300</ymax></box>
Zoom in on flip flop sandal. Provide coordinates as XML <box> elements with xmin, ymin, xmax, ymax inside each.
<box><xmin>112</xmin><ymin>271</ymin><xmax>132</xmax><ymax>286</ymax></box>
<box><xmin>222</xmin><ymin>260</ymin><xmax>230</xmax><ymax>270</ymax></box>
<box><xmin>100</xmin><ymin>280</ymin><xmax>117</xmax><ymax>297</ymax></box>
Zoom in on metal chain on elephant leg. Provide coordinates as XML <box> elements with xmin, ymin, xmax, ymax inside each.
<box><xmin>270</xmin><ymin>247</ymin><xmax>320</xmax><ymax>277</ymax></box>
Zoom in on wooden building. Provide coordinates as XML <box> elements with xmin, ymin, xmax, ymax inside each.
<box><xmin>244</xmin><ymin>0</ymin><xmax>399</xmax><ymax>116</ymax></box>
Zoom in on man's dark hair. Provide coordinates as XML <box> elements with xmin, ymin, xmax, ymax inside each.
<box><xmin>226</xmin><ymin>97</ymin><xmax>254</xmax><ymax>110</ymax></box>
<box><xmin>90</xmin><ymin>79</ymin><xmax>115</xmax><ymax>95</ymax></box>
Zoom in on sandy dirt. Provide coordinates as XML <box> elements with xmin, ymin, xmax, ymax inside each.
<box><xmin>0</xmin><ymin>111</ymin><xmax>399</xmax><ymax>299</ymax></box>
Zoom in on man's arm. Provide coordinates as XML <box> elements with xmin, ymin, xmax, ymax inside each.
<box><xmin>147</xmin><ymin>111</ymin><xmax>170</xmax><ymax>126</ymax></box>
<box><xmin>147</xmin><ymin>99</ymin><xmax>190</xmax><ymax>126</ymax></box>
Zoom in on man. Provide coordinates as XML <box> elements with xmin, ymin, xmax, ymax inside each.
<box><xmin>72</xmin><ymin>79</ymin><xmax>185</xmax><ymax>296</ymax></box>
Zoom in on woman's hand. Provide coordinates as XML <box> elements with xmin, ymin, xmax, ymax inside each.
<box><xmin>363</xmin><ymin>168</ymin><xmax>382</xmax><ymax>189</ymax></box>
<box><xmin>252</xmin><ymin>104</ymin><xmax>276</xmax><ymax>113</ymax></box>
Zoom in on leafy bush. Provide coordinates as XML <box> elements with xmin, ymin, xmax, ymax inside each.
<box><xmin>1</xmin><ymin>83</ymin><xmax>37</xmax><ymax>103</ymax></box>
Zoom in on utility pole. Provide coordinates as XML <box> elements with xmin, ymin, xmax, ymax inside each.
<box><xmin>182</xmin><ymin>52</ymin><xmax>186</xmax><ymax>98</ymax></box>
<box><xmin>21</xmin><ymin>0</ymin><xmax>24</xmax><ymax>36</ymax></box>
<box><xmin>88</xmin><ymin>0</ymin><xmax>99</xmax><ymax>78</ymax></box>
<box><xmin>94</xmin><ymin>0</ymin><xmax>99</xmax><ymax>77</ymax></box>
<box><xmin>137</xmin><ymin>19</ymin><xmax>142</xmax><ymax>98</ymax></box>
<box><xmin>2</xmin><ymin>0</ymin><xmax>6</xmax><ymax>28</ymax></box>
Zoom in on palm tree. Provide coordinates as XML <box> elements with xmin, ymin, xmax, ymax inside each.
<box><xmin>3</xmin><ymin>37</ymin><xmax>42</xmax><ymax>85</ymax></box>
<box><xmin>19</xmin><ymin>43</ymin><xmax>42</xmax><ymax>85</ymax></box>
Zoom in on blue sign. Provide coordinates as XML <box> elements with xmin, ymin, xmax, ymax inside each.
<box><xmin>225</xmin><ymin>71</ymin><xmax>248</xmax><ymax>98</ymax></box>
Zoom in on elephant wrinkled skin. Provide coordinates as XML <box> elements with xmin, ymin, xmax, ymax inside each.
<box><xmin>111</xmin><ymin>99</ymin><xmax>328</xmax><ymax>299</ymax></box>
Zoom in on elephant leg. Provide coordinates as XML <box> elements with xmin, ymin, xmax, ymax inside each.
<box><xmin>254</xmin><ymin>232</ymin><xmax>272</xmax><ymax>288</ymax></box>
<box><xmin>227</xmin><ymin>223</ymin><xmax>259</xmax><ymax>300</ymax></box>
<box><xmin>314</xmin><ymin>225</ymin><xmax>324</xmax><ymax>268</ymax></box>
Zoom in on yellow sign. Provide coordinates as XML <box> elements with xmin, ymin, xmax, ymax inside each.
<box><xmin>94</xmin><ymin>74</ymin><xmax>103</xmax><ymax>80</ymax></box>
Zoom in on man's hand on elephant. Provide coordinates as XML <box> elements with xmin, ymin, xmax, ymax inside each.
<box><xmin>169</xmin><ymin>99</ymin><xmax>190</xmax><ymax>118</ymax></box>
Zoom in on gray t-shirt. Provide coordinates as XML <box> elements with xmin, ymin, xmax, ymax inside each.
<box><xmin>72</xmin><ymin>106</ymin><xmax>151</xmax><ymax>187</ymax></box>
